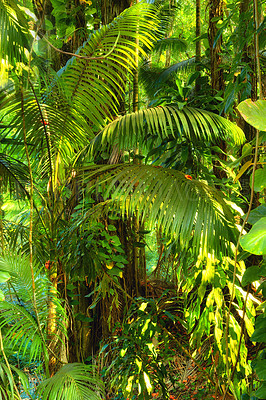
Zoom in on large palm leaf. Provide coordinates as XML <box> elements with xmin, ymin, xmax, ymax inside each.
<box><xmin>36</xmin><ymin>363</ymin><xmax>105</xmax><ymax>400</ymax></box>
<box><xmin>90</xmin><ymin>104</ymin><xmax>245</xmax><ymax>153</ymax></box>
<box><xmin>139</xmin><ymin>58</ymin><xmax>196</xmax><ymax>96</ymax></box>
<box><xmin>0</xmin><ymin>253</ymin><xmax>67</xmax><ymax>364</ymax></box>
<box><xmin>152</xmin><ymin>37</ymin><xmax>188</xmax><ymax>56</ymax></box>
<box><xmin>81</xmin><ymin>164</ymin><xmax>237</xmax><ymax>257</ymax></box>
<box><xmin>0</xmin><ymin>0</ymin><xmax>30</xmax><ymax>68</ymax></box>
<box><xmin>0</xmin><ymin>153</ymin><xmax>29</xmax><ymax>196</ymax></box>
<box><xmin>0</xmin><ymin>86</ymin><xmax>89</xmax><ymax>178</ymax></box>
<box><xmin>59</xmin><ymin>3</ymin><xmax>160</xmax><ymax>132</ymax></box>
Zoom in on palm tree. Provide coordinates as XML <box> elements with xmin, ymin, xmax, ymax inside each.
<box><xmin>0</xmin><ymin>0</ymin><xmax>248</xmax><ymax>396</ymax></box>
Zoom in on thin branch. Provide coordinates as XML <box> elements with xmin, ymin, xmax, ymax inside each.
<box><xmin>41</xmin><ymin>32</ymin><xmax>121</xmax><ymax>60</ymax></box>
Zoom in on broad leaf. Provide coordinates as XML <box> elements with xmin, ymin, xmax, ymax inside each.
<box><xmin>253</xmin><ymin>360</ymin><xmax>266</xmax><ymax>381</ymax></box>
<box><xmin>251</xmin><ymin>314</ymin><xmax>266</xmax><ymax>342</ymax></box>
<box><xmin>254</xmin><ymin>382</ymin><xmax>266</xmax><ymax>399</ymax></box>
<box><xmin>247</xmin><ymin>204</ymin><xmax>266</xmax><ymax>224</ymax></box>
<box><xmin>242</xmin><ymin>266</ymin><xmax>261</xmax><ymax>286</ymax></box>
<box><xmin>237</xmin><ymin>99</ymin><xmax>266</xmax><ymax>131</ymax></box>
<box><xmin>0</xmin><ymin>270</ymin><xmax>10</xmax><ymax>283</ymax></box>
<box><xmin>251</xmin><ymin>166</ymin><xmax>266</xmax><ymax>192</ymax></box>
<box><xmin>240</xmin><ymin>217</ymin><xmax>266</xmax><ymax>255</ymax></box>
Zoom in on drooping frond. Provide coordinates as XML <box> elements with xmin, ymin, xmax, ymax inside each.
<box><xmin>0</xmin><ymin>253</ymin><xmax>67</xmax><ymax>363</ymax></box>
<box><xmin>37</xmin><ymin>363</ymin><xmax>105</xmax><ymax>400</ymax></box>
<box><xmin>81</xmin><ymin>164</ymin><xmax>237</xmax><ymax>257</ymax></box>
<box><xmin>59</xmin><ymin>3</ymin><xmax>160</xmax><ymax>131</ymax></box>
<box><xmin>0</xmin><ymin>0</ymin><xmax>30</xmax><ymax>66</ymax></box>
<box><xmin>0</xmin><ymin>87</ymin><xmax>89</xmax><ymax>175</ymax></box>
<box><xmin>159</xmin><ymin>57</ymin><xmax>196</xmax><ymax>77</ymax></box>
<box><xmin>0</xmin><ymin>362</ymin><xmax>29</xmax><ymax>400</ymax></box>
<box><xmin>0</xmin><ymin>153</ymin><xmax>29</xmax><ymax>196</ymax></box>
<box><xmin>152</xmin><ymin>37</ymin><xmax>188</xmax><ymax>56</ymax></box>
<box><xmin>91</xmin><ymin>105</ymin><xmax>245</xmax><ymax>154</ymax></box>
<box><xmin>139</xmin><ymin>58</ymin><xmax>196</xmax><ymax>96</ymax></box>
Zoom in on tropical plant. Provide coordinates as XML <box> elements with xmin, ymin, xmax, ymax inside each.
<box><xmin>37</xmin><ymin>363</ymin><xmax>105</xmax><ymax>400</ymax></box>
<box><xmin>0</xmin><ymin>1</ymin><xmax>265</xmax><ymax>399</ymax></box>
<box><xmin>237</xmin><ymin>99</ymin><xmax>266</xmax><ymax>399</ymax></box>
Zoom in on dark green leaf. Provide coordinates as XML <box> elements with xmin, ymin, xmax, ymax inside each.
<box><xmin>240</xmin><ymin>218</ymin><xmax>266</xmax><ymax>255</ymax></box>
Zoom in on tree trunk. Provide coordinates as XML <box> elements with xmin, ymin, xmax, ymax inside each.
<box><xmin>208</xmin><ymin>0</ymin><xmax>224</xmax><ymax>95</ymax></box>
<box><xmin>195</xmin><ymin>0</ymin><xmax>201</xmax><ymax>93</ymax></box>
<box><xmin>101</xmin><ymin>0</ymin><xmax>131</xmax><ymax>25</ymax></box>
<box><xmin>208</xmin><ymin>0</ymin><xmax>227</xmax><ymax>181</ymax></box>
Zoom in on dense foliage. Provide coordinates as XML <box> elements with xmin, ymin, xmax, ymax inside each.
<box><xmin>0</xmin><ymin>0</ymin><xmax>265</xmax><ymax>399</ymax></box>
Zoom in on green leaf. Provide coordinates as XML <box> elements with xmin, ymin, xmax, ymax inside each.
<box><xmin>247</xmin><ymin>204</ymin><xmax>266</xmax><ymax>224</ymax></box>
<box><xmin>240</xmin><ymin>217</ymin><xmax>266</xmax><ymax>255</ymax></box>
<box><xmin>242</xmin><ymin>266</ymin><xmax>261</xmax><ymax>286</ymax></box>
<box><xmin>108</xmin><ymin>224</ymin><xmax>116</xmax><ymax>231</ymax></box>
<box><xmin>254</xmin><ymin>382</ymin><xmax>266</xmax><ymax>399</ymax></box>
<box><xmin>237</xmin><ymin>99</ymin><xmax>266</xmax><ymax>131</ymax></box>
<box><xmin>0</xmin><ymin>290</ymin><xmax>5</xmax><ymax>301</ymax></box>
<box><xmin>0</xmin><ymin>270</ymin><xmax>10</xmax><ymax>283</ymax></box>
<box><xmin>83</xmin><ymin>164</ymin><xmax>237</xmax><ymax>257</ymax></box>
<box><xmin>253</xmin><ymin>360</ymin><xmax>266</xmax><ymax>380</ymax></box>
<box><xmin>251</xmin><ymin>167</ymin><xmax>266</xmax><ymax>192</ymax></box>
<box><xmin>251</xmin><ymin>315</ymin><xmax>266</xmax><ymax>342</ymax></box>
<box><xmin>91</xmin><ymin>105</ymin><xmax>245</xmax><ymax>155</ymax></box>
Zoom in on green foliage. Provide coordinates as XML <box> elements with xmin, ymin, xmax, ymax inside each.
<box><xmin>0</xmin><ymin>0</ymin><xmax>30</xmax><ymax>66</ymax></box>
<box><xmin>92</xmin><ymin>104</ymin><xmax>245</xmax><ymax>154</ymax></box>
<box><xmin>37</xmin><ymin>363</ymin><xmax>105</xmax><ymax>400</ymax></box>
<box><xmin>83</xmin><ymin>163</ymin><xmax>237</xmax><ymax>257</ymax></box>
<box><xmin>0</xmin><ymin>361</ymin><xmax>29</xmax><ymax>400</ymax></box>
<box><xmin>236</xmin><ymin>98</ymin><xmax>266</xmax><ymax>399</ymax></box>
<box><xmin>240</xmin><ymin>218</ymin><xmax>266</xmax><ymax>255</ymax></box>
<box><xmin>105</xmin><ymin>296</ymin><xmax>180</xmax><ymax>399</ymax></box>
<box><xmin>0</xmin><ymin>253</ymin><xmax>67</xmax><ymax>368</ymax></box>
<box><xmin>59</xmin><ymin>3</ymin><xmax>160</xmax><ymax>131</ymax></box>
<box><xmin>183</xmin><ymin>256</ymin><xmax>254</xmax><ymax>387</ymax></box>
<box><xmin>237</xmin><ymin>99</ymin><xmax>266</xmax><ymax>132</ymax></box>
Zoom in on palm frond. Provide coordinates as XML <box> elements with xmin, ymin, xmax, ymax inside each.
<box><xmin>81</xmin><ymin>164</ymin><xmax>237</xmax><ymax>257</ymax></box>
<box><xmin>59</xmin><ymin>3</ymin><xmax>160</xmax><ymax>130</ymax></box>
<box><xmin>0</xmin><ymin>362</ymin><xmax>29</xmax><ymax>400</ymax></box>
<box><xmin>159</xmin><ymin>57</ymin><xmax>196</xmax><ymax>78</ymax></box>
<box><xmin>0</xmin><ymin>87</ymin><xmax>89</xmax><ymax>174</ymax></box>
<box><xmin>37</xmin><ymin>363</ymin><xmax>105</xmax><ymax>400</ymax></box>
<box><xmin>0</xmin><ymin>253</ymin><xmax>67</xmax><ymax>363</ymax></box>
<box><xmin>152</xmin><ymin>37</ymin><xmax>187</xmax><ymax>55</ymax></box>
<box><xmin>0</xmin><ymin>301</ymin><xmax>46</xmax><ymax>363</ymax></box>
<box><xmin>0</xmin><ymin>153</ymin><xmax>29</xmax><ymax>196</ymax></box>
<box><xmin>0</xmin><ymin>0</ymin><xmax>30</xmax><ymax>67</ymax></box>
<box><xmin>91</xmin><ymin>105</ymin><xmax>245</xmax><ymax>154</ymax></box>
<box><xmin>139</xmin><ymin>58</ymin><xmax>196</xmax><ymax>95</ymax></box>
